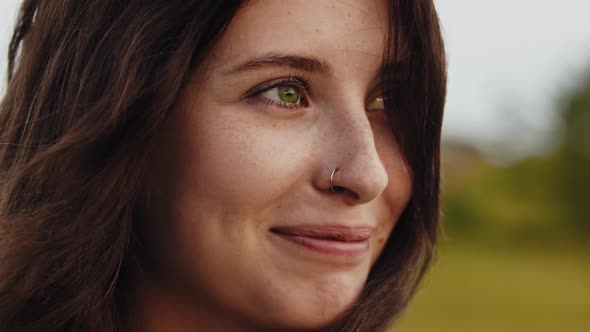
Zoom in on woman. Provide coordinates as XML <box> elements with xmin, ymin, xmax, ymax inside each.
<box><xmin>0</xmin><ymin>0</ymin><xmax>446</xmax><ymax>331</ymax></box>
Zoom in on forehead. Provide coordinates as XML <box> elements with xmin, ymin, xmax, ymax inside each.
<box><xmin>206</xmin><ymin>0</ymin><xmax>390</xmax><ymax>78</ymax></box>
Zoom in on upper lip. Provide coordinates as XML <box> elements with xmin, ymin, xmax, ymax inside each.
<box><xmin>270</xmin><ymin>224</ymin><xmax>374</xmax><ymax>242</ymax></box>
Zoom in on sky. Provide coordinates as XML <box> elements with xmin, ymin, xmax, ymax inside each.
<box><xmin>1</xmin><ymin>0</ymin><xmax>590</xmax><ymax>159</ymax></box>
<box><xmin>434</xmin><ymin>0</ymin><xmax>590</xmax><ymax>159</ymax></box>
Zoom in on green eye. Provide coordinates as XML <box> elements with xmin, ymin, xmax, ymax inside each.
<box><xmin>367</xmin><ymin>96</ymin><xmax>384</xmax><ymax>111</ymax></box>
<box><xmin>252</xmin><ymin>76</ymin><xmax>310</xmax><ymax>111</ymax></box>
<box><xmin>277</xmin><ymin>85</ymin><xmax>300</xmax><ymax>104</ymax></box>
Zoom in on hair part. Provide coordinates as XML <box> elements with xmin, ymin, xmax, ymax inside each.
<box><xmin>0</xmin><ymin>1</ymin><xmax>446</xmax><ymax>331</ymax></box>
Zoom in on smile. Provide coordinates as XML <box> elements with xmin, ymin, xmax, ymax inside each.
<box><xmin>269</xmin><ymin>225</ymin><xmax>372</xmax><ymax>259</ymax></box>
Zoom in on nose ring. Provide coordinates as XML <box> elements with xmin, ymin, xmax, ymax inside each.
<box><xmin>330</xmin><ymin>167</ymin><xmax>339</xmax><ymax>192</ymax></box>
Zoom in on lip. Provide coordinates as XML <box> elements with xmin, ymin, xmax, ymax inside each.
<box><xmin>269</xmin><ymin>225</ymin><xmax>373</xmax><ymax>258</ymax></box>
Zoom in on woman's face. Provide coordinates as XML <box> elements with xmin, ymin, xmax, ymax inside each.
<box><xmin>140</xmin><ymin>0</ymin><xmax>411</xmax><ymax>330</ymax></box>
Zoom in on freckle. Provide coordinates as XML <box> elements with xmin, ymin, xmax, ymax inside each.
<box><xmin>378</xmin><ymin>237</ymin><xmax>385</xmax><ymax>244</ymax></box>
<box><xmin>315</xmin><ymin>28</ymin><xmax>320</xmax><ymax>33</ymax></box>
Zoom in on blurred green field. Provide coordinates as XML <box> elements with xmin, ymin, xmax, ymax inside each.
<box><xmin>392</xmin><ymin>243</ymin><xmax>590</xmax><ymax>332</ymax></box>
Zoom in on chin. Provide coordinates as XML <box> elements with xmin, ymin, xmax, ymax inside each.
<box><xmin>262</xmin><ymin>279</ymin><xmax>364</xmax><ymax>331</ymax></box>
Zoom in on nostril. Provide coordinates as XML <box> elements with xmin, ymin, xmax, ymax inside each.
<box><xmin>332</xmin><ymin>186</ymin><xmax>343</xmax><ymax>192</ymax></box>
<box><xmin>331</xmin><ymin>186</ymin><xmax>360</xmax><ymax>201</ymax></box>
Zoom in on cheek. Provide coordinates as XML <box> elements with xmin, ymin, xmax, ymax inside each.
<box><xmin>369</xmin><ymin>184</ymin><xmax>410</xmax><ymax>266</ymax></box>
<box><xmin>369</xmin><ymin>126</ymin><xmax>412</xmax><ymax>264</ymax></box>
<box><xmin>169</xmin><ymin>95</ymin><xmax>315</xmax><ymax>213</ymax></box>
<box><xmin>183</xmin><ymin>120</ymin><xmax>286</xmax><ymax>207</ymax></box>
<box><xmin>373</xmin><ymin>117</ymin><xmax>413</xmax><ymax>207</ymax></box>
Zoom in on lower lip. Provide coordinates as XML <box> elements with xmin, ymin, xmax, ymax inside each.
<box><xmin>271</xmin><ymin>232</ymin><xmax>370</xmax><ymax>257</ymax></box>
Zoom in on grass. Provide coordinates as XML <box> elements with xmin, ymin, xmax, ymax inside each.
<box><xmin>391</xmin><ymin>243</ymin><xmax>590</xmax><ymax>332</ymax></box>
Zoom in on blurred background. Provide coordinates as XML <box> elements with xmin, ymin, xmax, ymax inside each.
<box><xmin>1</xmin><ymin>1</ymin><xmax>589</xmax><ymax>331</ymax></box>
<box><xmin>395</xmin><ymin>1</ymin><xmax>590</xmax><ymax>331</ymax></box>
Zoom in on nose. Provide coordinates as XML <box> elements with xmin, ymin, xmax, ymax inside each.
<box><xmin>318</xmin><ymin>103</ymin><xmax>389</xmax><ymax>205</ymax></box>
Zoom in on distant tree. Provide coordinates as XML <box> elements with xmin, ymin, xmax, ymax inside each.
<box><xmin>560</xmin><ymin>69</ymin><xmax>590</xmax><ymax>238</ymax></box>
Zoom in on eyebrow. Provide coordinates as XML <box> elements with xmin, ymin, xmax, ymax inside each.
<box><xmin>223</xmin><ymin>53</ymin><xmax>334</xmax><ymax>77</ymax></box>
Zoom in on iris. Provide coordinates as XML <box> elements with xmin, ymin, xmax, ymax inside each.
<box><xmin>277</xmin><ymin>86</ymin><xmax>300</xmax><ymax>104</ymax></box>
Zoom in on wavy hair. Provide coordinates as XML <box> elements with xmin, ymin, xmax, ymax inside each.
<box><xmin>0</xmin><ymin>0</ymin><xmax>446</xmax><ymax>331</ymax></box>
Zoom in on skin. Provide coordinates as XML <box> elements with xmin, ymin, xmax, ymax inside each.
<box><xmin>132</xmin><ymin>0</ymin><xmax>412</xmax><ymax>331</ymax></box>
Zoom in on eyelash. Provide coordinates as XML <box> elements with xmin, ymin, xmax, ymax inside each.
<box><xmin>246</xmin><ymin>74</ymin><xmax>313</xmax><ymax>112</ymax></box>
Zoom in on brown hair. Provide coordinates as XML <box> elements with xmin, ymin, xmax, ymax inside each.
<box><xmin>0</xmin><ymin>1</ymin><xmax>446</xmax><ymax>331</ymax></box>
